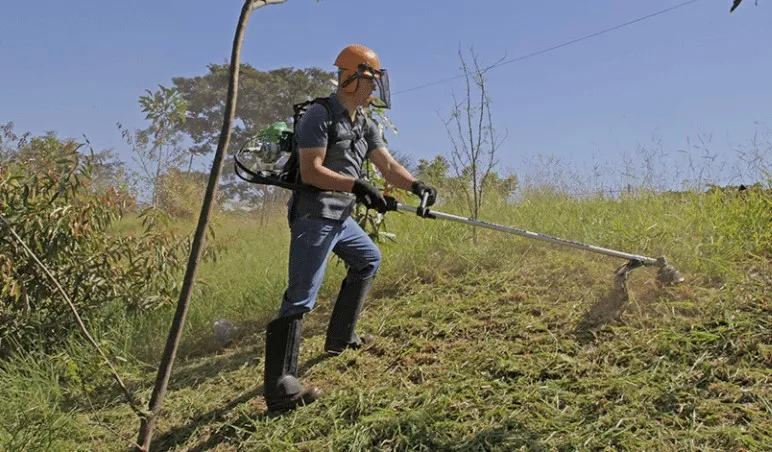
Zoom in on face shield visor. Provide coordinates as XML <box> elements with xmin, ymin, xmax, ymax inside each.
<box><xmin>342</xmin><ymin>63</ymin><xmax>391</xmax><ymax>109</ymax></box>
<box><xmin>364</xmin><ymin>65</ymin><xmax>391</xmax><ymax>109</ymax></box>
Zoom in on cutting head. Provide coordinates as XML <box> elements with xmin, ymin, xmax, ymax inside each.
<box><xmin>655</xmin><ymin>256</ymin><xmax>684</xmax><ymax>285</ymax></box>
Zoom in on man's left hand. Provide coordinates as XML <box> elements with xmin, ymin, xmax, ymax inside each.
<box><xmin>411</xmin><ymin>180</ymin><xmax>438</xmax><ymax>207</ymax></box>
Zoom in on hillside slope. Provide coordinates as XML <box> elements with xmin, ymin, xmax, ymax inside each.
<box><xmin>3</xmin><ymin>187</ymin><xmax>769</xmax><ymax>451</ymax></box>
<box><xmin>98</xmin><ymin>240</ymin><xmax>770</xmax><ymax>450</ymax></box>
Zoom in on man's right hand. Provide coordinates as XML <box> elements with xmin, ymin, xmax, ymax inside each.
<box><xmin>352</xmin><ymin>179</ymin><xmax>388</xmax><ymax>213</ymax></box>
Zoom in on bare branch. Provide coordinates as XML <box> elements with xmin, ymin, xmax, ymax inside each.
<box><xmin>439</xmin><ymin>46</ymin><xmax>510</xmax><ymax>225</ymax></box>
<box><xmin>251</xmin><ymin>0</ymin><xmax>287</xmax><ymax>11</ymax></box>
<box><xmin>438</xmin><ymin>105</ymin><xmax>473</xmax><ymax>213</ymax></box>
<box><xmin>479</xmin><ymin>81</ymin><xmax>502</xmax><ymax>205</ymax></box>
<box><xmin>472</xmin><ymin>50</ymin><xmax>488</xmax><ymax>213</ymax></box>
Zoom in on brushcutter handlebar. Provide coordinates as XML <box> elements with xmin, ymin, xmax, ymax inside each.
<box><xmin>385</xmin><ymin>195</ymin><xmax>433</xmax><ymax>218</ymax></box>
<box><xmin>417</xmin><ymin>192</ymin><xmax>431</xmax><ymax>218</ymax></box>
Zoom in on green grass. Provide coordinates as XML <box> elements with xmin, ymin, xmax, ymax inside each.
<box><xmin>1</xmin><ymin>182</ymin><xmax>770</xmax><ymax>451</ymax></box>
<box><xmin>0</xmin><ymin>348</ymin><xmax>80</xmax><ymax>451</ymax></box>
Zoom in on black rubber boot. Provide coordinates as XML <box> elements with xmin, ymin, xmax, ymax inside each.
<box><xmin>325</xmin><ymin>275</ymin><xmax>375</xmax><ymax>355</ymax></box>
<box><xmin>263</xmin><ymin>313</ymin><xmax>321</xmax><ymax>412</ymax></box>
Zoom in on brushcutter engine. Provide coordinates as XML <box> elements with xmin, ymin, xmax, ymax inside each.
<box><xmin>240</xmin><ymin>141</ymin><xmax>290</xmax><ymax>173</ymax></box>
<box><xmin>234</xmin><ymin>125</ymin><xmax>300</xmax><ymax>191</ymax></box>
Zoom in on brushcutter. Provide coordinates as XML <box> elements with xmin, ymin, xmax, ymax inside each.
<box><xmin>232</xmin><ymin>134</ymin><xmax>683</xmax><ymax>285</ymax></box>
<box><xmin>385</xmin><ymin>193</ymin><xmax>684</xmax><ymax>286</ymax></box>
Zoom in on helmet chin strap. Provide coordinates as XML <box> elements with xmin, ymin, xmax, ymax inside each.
<box><xmin>340</xmin><ymin>71</ymin><xmax>359</xmax><ymax>88</ymax></box>
<box><xmin>339</xmin><ymin>71</ymin><xmax>360</xmax><ymax>90</ymax></box>
<box><xmin>340</xmin><ymin>64</ymin><xmax>373</xmax><ymax>91</ymax></box>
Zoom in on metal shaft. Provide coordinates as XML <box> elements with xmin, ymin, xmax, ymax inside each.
<box><xmin>395</xmin><ymin>202</ymin><xmax>659</xmax><ymax>266</ymax></box>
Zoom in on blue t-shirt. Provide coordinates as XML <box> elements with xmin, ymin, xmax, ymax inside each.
<box><xmin>289</xmin><ymin>93</ymin><xmax>386</xmax><ymax>221</ymax></box>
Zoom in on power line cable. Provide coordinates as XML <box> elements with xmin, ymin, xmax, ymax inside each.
<box><xmin>393</xmin><ymin>0</ymin><xmax>705</xmax><ymax>96</ymax></box>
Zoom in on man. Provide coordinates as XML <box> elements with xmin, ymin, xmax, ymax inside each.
<box><xmin>263</xmin><ymin>44</ymin><xmax>438</xmax><ymax>413</ymax></box>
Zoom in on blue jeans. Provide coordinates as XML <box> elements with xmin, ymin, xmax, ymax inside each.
<box><xmin>278</xmin><ymin>214</ymin><xmax>381</xmax><ymax>317</ymax></box>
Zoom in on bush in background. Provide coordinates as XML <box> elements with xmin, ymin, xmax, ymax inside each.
<box><xmin>0</xmin><ymin>131</ymin><xmax>211</xmax><ymax>356</ymax></box>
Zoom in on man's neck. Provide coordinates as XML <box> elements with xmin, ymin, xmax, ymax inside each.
<box><xmin>336</xmin><ymin>92</ymin><xmax>364</xmax><ymax>121</ymax></box>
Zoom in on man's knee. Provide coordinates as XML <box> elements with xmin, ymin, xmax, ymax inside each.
<box><xmin>359</xmin><ymin>246</ymin><xmax>381</xmax><ymax>278</ymax></box>
<box><xmin>372</xmin><ymin>247</ymin><xmax>382</xmax><ymax>272</ymax></box>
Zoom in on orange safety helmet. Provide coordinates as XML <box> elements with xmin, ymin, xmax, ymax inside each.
<box><xmin>334</xmin><ymin>44</ymin><xmax>391</xmax><ymax>109</ymax></box>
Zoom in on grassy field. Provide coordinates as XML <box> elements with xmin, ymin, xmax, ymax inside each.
<box><xmin>1</xmin><ymin>180</ymin><xmax>770</xmax><ymax>450</ymax></box>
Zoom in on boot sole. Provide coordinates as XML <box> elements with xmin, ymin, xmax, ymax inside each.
<box><xmin>325</xmin><ymin>335</ymin><xmax>374</xmax><ymax>355</ymax></box>
<box><xmin>266</xmin><ymin>388</ymin><xmax>322</xmax><ymax>413</ymax></box>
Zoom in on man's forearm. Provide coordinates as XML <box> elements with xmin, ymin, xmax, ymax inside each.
<box><xmin>382</xmin><ymin>163</ymin><xmax>416</xmax><ymax>191</ymax></box>
<box><xmin>303</xmin><ymin>165</ymin><xmax>356</xmax><ymax>192</ymax></box>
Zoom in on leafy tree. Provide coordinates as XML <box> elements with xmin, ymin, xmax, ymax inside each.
<box><xmin>481</xmin><ymin>170</ymin><xmax>519</xmax><ymax>201</ymax></box>
<box><xmin>416</xmin><ymin>155</ymin><xmax>451</xmax><ymax>186</ymax></box>
<box><xmin>118</xmin><ymin>85</ymin><xmax>189</xmax><ymax>207</ymax></box>
<box><xmin>171</xmin><ymin>63</ymin><xmax>336</xmax><ymax>201</ymax></box>
<box><xmin>1</xmin><ymin>123</ymin><xmax>134</xmax><ymax>202</ymax></box>
<box><xmin>1</xmin><ymin>126</ymin><xmax>83</xmax><ymax>173</ymax></box>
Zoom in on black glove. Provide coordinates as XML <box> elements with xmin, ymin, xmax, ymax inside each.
<box><xmin>411</xmin><ymin>180</ymin><xmax>437</xmax><ymax>207</ymax></box>
<box><xmin>352</xmin><ymin>179</ymin><xmax>388</xmax><ymax>213</ymax></box>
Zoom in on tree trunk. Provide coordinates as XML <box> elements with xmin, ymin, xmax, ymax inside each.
<box><xmin>135</xmin><ymin>1</ymin><xmax>287</xmax><ymax>449</ymax></box>
<box><xmin>150</xmin><ymin>125</ymin><xmax>167</xmax><ymax>206</ymax></box>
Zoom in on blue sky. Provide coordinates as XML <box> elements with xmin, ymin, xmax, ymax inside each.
<box><xmin>1</xmin><ymin>0</ymin><xmax>770</xmax><ymax>190</ymax></box>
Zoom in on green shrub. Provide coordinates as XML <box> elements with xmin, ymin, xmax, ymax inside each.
<box><xmin>156</xmin><ymin>168</ymin><xmax>210</xmax><ymax>219</ymax></box>
<box><xmin>0</xmin><ymin>133</ymin><xmax>210</xmax><ymax>355</ymax></box>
